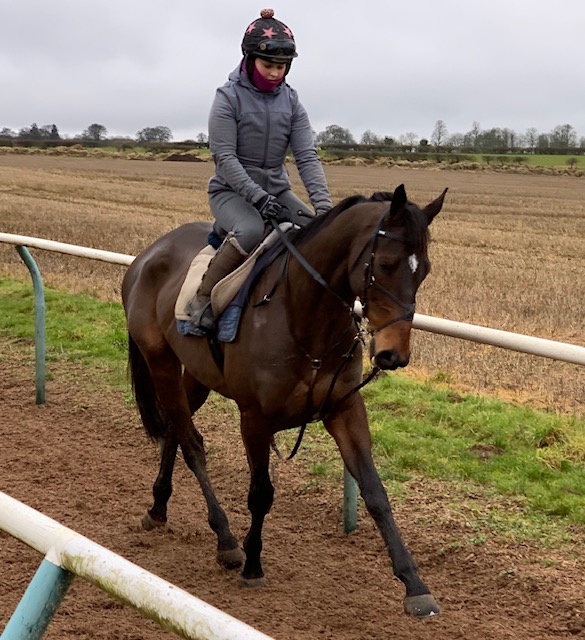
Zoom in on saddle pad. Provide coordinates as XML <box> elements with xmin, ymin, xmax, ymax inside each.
<box><xmin>174</xmin><ymin>245</ymin><xmax>216</xmax><ymax>321</ymax></box>
<box><xmin>175</xmin><ymin>222</ymin><xmax>294</xmax><ymax>323</ymax></box>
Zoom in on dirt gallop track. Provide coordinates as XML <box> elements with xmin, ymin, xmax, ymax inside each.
<box><xmin>1</xmin><ymin>344</ymin><xmax>583</xmax><ymax>640</ymax></box>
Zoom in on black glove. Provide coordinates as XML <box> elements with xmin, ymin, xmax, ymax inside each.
<box><xmin>254</xmin><ymin>195</ymin><xmax>290</xmax><ymax>223</ymax></box>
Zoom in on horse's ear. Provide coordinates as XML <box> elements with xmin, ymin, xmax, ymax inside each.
<box><xmin>390</xmin><ymin>184</ymin><xmax>407</xmax><ymax>214</ymax></box>
<box><xmin>384</xmin><ymin>184</ymin><xmax>408</xmax><ymax>225</ymax></box>
<box><xmin>423</xmin><ymin>188</ymin><xmax>448</xmax><ymax>224</ymax></box>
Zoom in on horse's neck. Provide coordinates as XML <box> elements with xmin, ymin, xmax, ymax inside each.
<box><xmin>283</xmin><ymin>212</ymin><xmax>371</xmax><ymax>344</ymax></box>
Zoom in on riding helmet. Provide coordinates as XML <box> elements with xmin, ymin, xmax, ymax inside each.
<box><xmin>241</xmin><ymin>8</ymin><xmax>298</xmax><ymax>64</ymax></box>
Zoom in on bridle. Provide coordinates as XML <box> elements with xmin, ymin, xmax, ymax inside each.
<box><xmin>271</xmin><ymin>210</ymin><xmax>417</xmax><ymax>330</ymax></box>
<box><xmin>267</xmin><ymin>211</ymin><xmax>419</xmax><ymax>458</ymax></box>
<box><xmin>360</xmin><ymin>221</ymin><xmax>417</xmax><ymax>333</ymax></box>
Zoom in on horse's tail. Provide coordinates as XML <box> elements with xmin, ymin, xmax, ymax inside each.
<box><xmin>128</xmin><ymin>336</ymin><xmax>167</xmax><ymax>442</ymax></box>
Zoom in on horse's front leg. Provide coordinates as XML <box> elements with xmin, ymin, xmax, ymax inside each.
<box><xmin>239</xmin><ymin>413</ymin><xmax>274</xmax><ymax>587</ymax></box>
<box><xmin>324</xmin><ymin>395</ymin><xmax>440</xmax><ymax>617</ymax></box>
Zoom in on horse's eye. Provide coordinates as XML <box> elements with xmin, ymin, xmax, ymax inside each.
<box><xmin>379</xmin><ymin>260</ymin><xmax>399</xmax><ymax>275</ymax></box>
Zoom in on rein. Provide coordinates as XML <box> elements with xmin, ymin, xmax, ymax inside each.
<box><xmin>269</xmin><ymin>220</ymin><xmax>362</xmax><ymax>460</ymax></box>
<box><xmin>268</xmin><ymin>214</ymin><xmax>412</xmax><ymax>459</ymax></box>
<box><xmin>269</xmin><ymin>220</ymin><xmax>356</xmax><ymax>315</ymax></box>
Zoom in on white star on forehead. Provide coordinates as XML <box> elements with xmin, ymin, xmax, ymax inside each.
<box><xmin>408</xmin><ymin>254</ymin><xmax>418</xmax><ymax>274</ymax></box>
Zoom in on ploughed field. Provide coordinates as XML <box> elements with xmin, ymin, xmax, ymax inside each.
<box><xmin>1</xmin><ymin>155</ymin><xmax>584</xmax><ymax>414</ymax></box>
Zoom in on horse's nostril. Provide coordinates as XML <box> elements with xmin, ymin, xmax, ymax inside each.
<box><xmin>374</xmin><ymin>350</ymin><xmax>410</xmax><ymax>370</ymax></box>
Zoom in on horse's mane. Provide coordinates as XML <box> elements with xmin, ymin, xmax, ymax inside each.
<box><xmin>292</xmin><ymin>191</ymin><xmax>429</xmax><ymax>252</ymax></box>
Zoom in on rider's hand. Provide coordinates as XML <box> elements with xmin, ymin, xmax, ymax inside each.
<box><xmin>254</xmin><ymin>195</ymin><xmax>289</xmax><ymax>223</ymax></box>
<box><xmin>315</xmin><ymin>205</ymin><xmax>332</xmax><ymax>216</ymax></box>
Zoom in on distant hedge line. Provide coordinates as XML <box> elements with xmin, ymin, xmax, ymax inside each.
<box><xmin>319</xmin><ymin>143</ymin><xmax>585</xmax><ymax>156</ymax></box>
<box><xmin>0</xmin><ymin>138</ymin><xmax>209</xmax><ymax>151</ymax></box>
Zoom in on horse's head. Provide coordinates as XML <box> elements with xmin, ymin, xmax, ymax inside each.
<box><xmin>355</xmin><ymin>185</ymin><xmax>447</xmax><ymax>370</ymax></box>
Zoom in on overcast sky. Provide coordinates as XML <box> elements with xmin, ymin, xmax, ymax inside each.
<box><xmin>1</xmin><ymin>1</ymin><xmax>584</xmax><ymax>143</ymax></box>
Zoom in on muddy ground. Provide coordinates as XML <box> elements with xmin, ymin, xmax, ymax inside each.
<box><xmin>1</xmin><ymin>343</ymin><xmax>583</xmax><ymax>639</ymax></box>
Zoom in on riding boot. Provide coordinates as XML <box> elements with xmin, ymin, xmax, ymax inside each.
<box><xmin>188</xmin><ymin>237</ymin><xmax>247</xmax><ymax>333</ymax></box>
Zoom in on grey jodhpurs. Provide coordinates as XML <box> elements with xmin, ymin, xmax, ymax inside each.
<box><xmin>209</xmin><ymin>189</ymin><xmax>315</xmax><ymax>254</ymax></box>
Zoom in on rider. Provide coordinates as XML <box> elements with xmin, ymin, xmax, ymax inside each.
<box><xmin>189</xmin><ymin>8</ymin><xmax>333</xmax><ymax>332</ymax></box>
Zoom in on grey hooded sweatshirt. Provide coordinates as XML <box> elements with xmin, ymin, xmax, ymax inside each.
<box><xmin>207</xmin><ymin>65</ymin><xmax>332</xmax><ymax>214</ymax></box>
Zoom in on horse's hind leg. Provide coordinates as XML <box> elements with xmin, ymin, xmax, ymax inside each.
<box><xmin>126</xmin><ymin>334</ymin><xmax>177</xmax><ymax>531</ymax></box>
<box><xmin>140</xmin><ymin>348</ymin><xmax>243</xmax><ymax>569</ymax></box>
<box><xmin>142</xmin><ymin>374</ymin><xmax>205</xmax><ymax>530</ymax></box>
<box><xmin>181</xmin><ymin>371</ymin><xmax>244</xmax><ymax>569</ymax></box>
<box><xmin>180</xmin><ymin>424</ymin><xmax>245</xmax><ymax>569</ymax></box>
<box><xmin>142</xmin><ymin>435</ymin><xmax>178</xmax><ymax>530</ymax></box>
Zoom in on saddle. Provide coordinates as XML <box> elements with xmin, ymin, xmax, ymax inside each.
<box><xmin>175</xmin><ymin>223</ymin><xmax>292</xmax><ymax>341</ymax></box>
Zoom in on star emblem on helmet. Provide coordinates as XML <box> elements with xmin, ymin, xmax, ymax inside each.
<box><xmin>246</xmin><ymin>21</ymin><xmax>256</xmax><ymax>34</ymax></box>
<box><xmin>262</xmin><ymin>27</ymin><xmax>276</xmax><ymax>38</ymax></box>
<box><xmin>283</xmin><ymin>26</ymin><xmax>293</xmax><ymax>38</ymax></box>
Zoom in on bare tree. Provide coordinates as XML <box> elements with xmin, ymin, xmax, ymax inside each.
<box><xmin>550</xmin><ymin>124</ymin><xmax>577</xmax><ymax>149</ymax></box>
<box><xmin>537</xmin><ymin>133</ymin><xmax>550</xmax><ymax>149</ymax></box>
<box><xmin>18</xmin><ymin>123</ymin><xmax>41</xmax><ymax>140</ymax></box>
<box><xmin>38</xmin><ymin>124</ymin><xmax>60</xmax><ymax>140</ymax></box>
<box><xmin>360</xmin><ymin>129</ymin><xmax>381</xmax><ymax>145</ymax></box>
<box><xmin>524</xmin><ymin>127</ymin><xmax>539</xmax><ymax>150</ymax></box>
<box><xmin>447</xmin><ymin>133</ymin><xmax>465</xmax><ymax>147</ymax></box>
<box><xmin>431</xmin><ymin>120</ymin><xmax>448</xmax><ymax>147</ymax></box>
<box><xmin>466</xmin><ymin>120</ymin><xmax>481</xmax><ymax>147</ymax></box>
<box><xmin>315</xmin><ymin>124</ymin><xmax>356</xmax><ymax>145</ymax></box>
<box><xmin>399</xmin><ymin>132</ymin><xmax>419</xmax><ymax>149</ymax></box>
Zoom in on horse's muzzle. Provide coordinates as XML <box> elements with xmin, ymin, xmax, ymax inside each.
<box><xmin>373</xmin><ymin>349</ymin><xmax>410</xmax><ymax>370</ymax></box>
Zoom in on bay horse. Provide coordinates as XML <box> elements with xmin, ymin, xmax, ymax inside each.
<box><xmin>122</xmin><ymin>184</ymin><xmax>447</xmax><ymax>617</ymax></box>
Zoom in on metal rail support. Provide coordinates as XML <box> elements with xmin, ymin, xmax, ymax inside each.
<box><xmin>1</xmin><ymin>559</ymin><xmax>74</xmax><ymax>640</ymax></box>
<box><xmin>14</xmin><ymin>246</ymin><xmax>46</xmax><ymax>405</ymax></box>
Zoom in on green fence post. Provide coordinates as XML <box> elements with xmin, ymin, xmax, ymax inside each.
<box><xmin>1</xmin><ymin>558</ymin><xmax>74</xmax><ymax>640</ymax></box>
<box><xmin>15</xmin><ymin>246</ymin><xmax>46</xmax><ymax>405</ymax></box>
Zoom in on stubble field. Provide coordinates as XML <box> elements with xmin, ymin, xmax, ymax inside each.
<box><xmin>1</xmin><ymin>154</ymin><xmax>583</xmax><ymax>415</ymax></box>
<box><xmin>1</xmin><ymin>155</ymin><xmax>585</xmax><ymax>640</ymax></box>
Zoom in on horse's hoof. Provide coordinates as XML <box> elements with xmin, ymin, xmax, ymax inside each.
<box><xmin>217</xmin><ymin>547</ymin><xmax>245</xmax><ymax>570</ymax></box>
<box><xmin>238</xmin><ymin>576</ymin><xmax>267</xmax><ymax>588</ymax></box>
<box><xmin>141</xmin><ymin>512</ymin><xmax>167</xmax><ymax>531</ymax></box>
<box><xmin>404</xmin><ymin>594</ymin><xmax>440</xmax><ymax>618</ymax></box>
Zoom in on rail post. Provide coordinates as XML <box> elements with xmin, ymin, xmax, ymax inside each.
<box><xmin>14</xmin><ymin>246</ymin><xmax>46</xmax><ymax>405</ymax></box>
<box><xmin>1</xmin><ymin>559</ymin><xmax>74</xmax><ymax>640</ymax></box>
